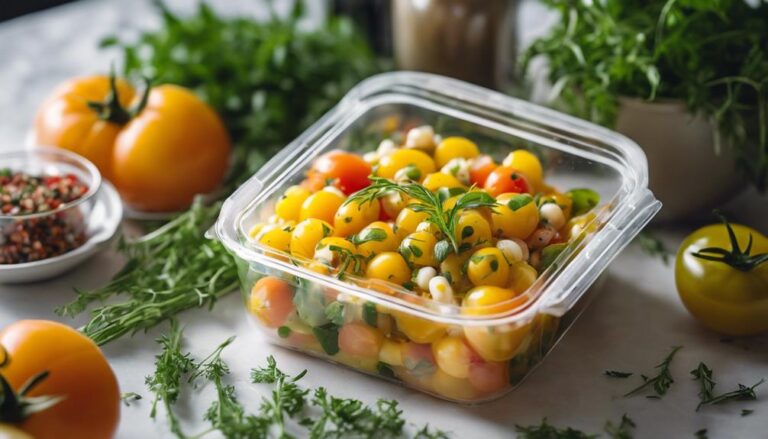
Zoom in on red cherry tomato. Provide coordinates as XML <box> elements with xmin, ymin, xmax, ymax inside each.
<box><xmin>310</xmin><ymin>150</ymin><xmax>372</xmax><ymax>195</ymax></box>
<box><xmin>470</xmin><ymin>155</ymin><xmax>497</xmax><ymax>187</ymax></box>
<box><xmin>483</xmin><ymin>166</ymin><xmax>531</xmax><ymax>197</ymax></box>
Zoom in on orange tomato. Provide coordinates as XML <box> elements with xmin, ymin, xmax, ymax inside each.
<box><xmin>338</xmin><ymin>323</ymin><xmax>383</xmax><ymax>358</ymax></box>
<box><xmin>35</xmin><ymin>75</ymin><xmax>230</xmax><ymax>212</ymax></box>
<box><xmin>469</xmin><ymin>155</ymin><xmax>497</xmax><ymax>187</ymax></box>
<box><xmin>0</xmin><ymin>320</ymin><xmax>120</xmax><ymax>439</ymax></box>
<box><xmin>250</xmin><ymin>277</ymin><xmax>295</xmax><ymax>328</ymax></box>
<box><xmin>483</xmin><ymin>166</ymin><xmax>532</xmax><ymax>197</ymax></box>
<box><xmin>310</xmin><ymin>150</ymin><xmax>372</xmax><ymax>195</ymax></box>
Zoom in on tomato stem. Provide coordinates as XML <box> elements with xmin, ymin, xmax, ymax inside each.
<box><xmin>86</xmin><ymin>67</ymin><xmax>151</xmax><ymax>125</ymax></box>
<box><xmin>691</xmin><ymin>212</ymin><xmax>768</xmax><ymax>272</ymax></box>
<box><xmin>0</xmin><ymin>349</ymin><xmax>64</xmax><ymax>424</ymax></box>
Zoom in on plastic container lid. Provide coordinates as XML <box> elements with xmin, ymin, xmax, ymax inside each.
<box><xmin>213</xmin><ymin>71</ymin><xmax>661</xmax><ymax>327</ymax></box>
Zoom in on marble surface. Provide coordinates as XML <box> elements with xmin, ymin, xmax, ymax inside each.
<box><xmin>0</xmin><ymin>1</ymin><xmax>766</xmax><ymax>438</ymax></box>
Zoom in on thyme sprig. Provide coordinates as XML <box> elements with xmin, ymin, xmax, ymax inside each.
<box><xmin>624</xmin><ymin>346</ymin><xmax>682</xmax><ymax>398</ymax></box>
<box><xmin>697</xmin><ymin>379</ymin><xmax>765</xmax><ymax>411</ymax></box>
<box><xmin>346</xmin><ymin>177</ymin><xmax>496</xmax><ymax>254</ymax></box>
<box><xmin>690</xmin><ymin>362</ymin><xmax>716</xmax><ymax>402</ymax></box>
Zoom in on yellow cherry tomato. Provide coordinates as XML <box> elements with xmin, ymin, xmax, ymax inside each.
<box><xmin>508</xmin><ymin>262</ymin><xmax>538</xmax><ymax>293</ymax></box>
<box><xmin>366</xmin><ymin>252</ymin><xmax>412</xmax><ymax>285</ymax></box>
<box><xmin>275</xmin><ymin>186</ymin><xmax>311</xmax><ymax>222</ymax></box>
<box><xmin>377</xmin><ymin>149</ymin><xmax>436</xmax><ymax>181</ymax></box>
<box><xmin>455</xmin><ymin>211</ymin><xmax>492</xmax><ymax>249</ymax></box>
<box><xmin>379</xmin><ymin>339</ymin><xmax>405</xmax><ymax>366</ymax></box>
<box><xmin>462</xmin><ymin>286</ymin><xmax>531</xmax><ymax>361</ymax></box>
<box><xmin>675</xmin><ymin>217</ymin><xmax>768</xmax><ymax>336</ymax></box>
<box><xmin>492</xmin><ymin>193</ymin><xmax>539</xmax><ymax>240</ymax></box>
<box><xmin>440</xmin><ymin>253</ymin><xmax>470</xmax><ymax>288</ymax></box>
<box><xmin>313</xmin><ymin>237</ymin><xmax>357</xmax><ymax>271</ymax></box>
<box><xmin>431</xmin><ymin>369</ymin><xmax>477</xmax><ymax>401</ymax></box>
<box><xmin>257</xmin><ymin>224</ymin><xmax>292</xmax><ymax>254</ymax></box>
<box><xmin>356</xmin><ymin>222</ymin><xmax>399</xmax><ymax>258</ymax></box>
<box><xmin>400</xmin><ymin>231</ymin><xmax>438</xmax><ymax>267</ymax></box>
<box><xmin>434</xmin><ymin>137</ymin><xmax>479</xmax><ymax>168</ymax></box>
<box><xmin>334</xmin><ymin>199</ymin><xmax>380</xmax><ymax>237</ymax></box>
<box><xmin>248</xmin><ymin>222</ymin><xmax>267</xmax><ymax>240</ymax></box>
<box><xmin>393</xmin><ymin>313</ymin><xmax>446</xmax><ymax>343</ymax></box>
<box><xmin>290</xmin><ymin>219</ymin><xmax>334</xmax><ymax>259</ymax></box>
<box><xmin>422</xmin><ymin>172</ymin><xmax>465</xmax><ymax>192</ymax></box>
<box><xmin>395</xmin><ymin>206</ymin><xmax>429</xmax><ymax>239</ymax></box>
<box><xmin>467</xmin><ymin>247</ymin><xmax>510</xmax><ymax>287</ymax></box>
<box><xmin>381</xmin><ymin>191</ymin><xmax>408</xmax><ymax>219</ymax></box>
<box><xmin>300</xmin><ymin>189</ymin><xmax>346</xmax><ymax>224</ymax></box>
<box><xmin>502</xmin><ymin>150</ymin><xmax>543</xmax><ymax>191</ymax></box>
<box><xmin>432</xmin><ymin>336</ymin><xmax>478</xmax><ymax>379</ymax></box>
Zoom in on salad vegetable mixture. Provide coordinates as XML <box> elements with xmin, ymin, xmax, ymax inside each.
<box><xmin>0</xmin><ymin>170</ymin><xmax>88</xmax><ymax>264</ymax></box>
<box><xmin>243</xmin><ymin>125</ymin><xmax>601</xmax><ymax>401</ymax></box>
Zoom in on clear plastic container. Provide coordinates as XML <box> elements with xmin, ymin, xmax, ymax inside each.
<box><xmin>212</xmin><ymin>72</ymin><xmax>661</xmax><ymax>403</ymax></box>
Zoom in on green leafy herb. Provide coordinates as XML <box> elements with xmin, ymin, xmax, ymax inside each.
<box><xmin>625</xmin><ymin>346</ymin><xmax>682</xmax><ymax>398</ymax></box>
<box><xmin>434</xmin><ymin>240</ymin><xmax>451</xmax><ymax>263</ymax></box>
<box><xmin>312</xmin><ymin>324</ymin><xmax>340</xmax><ymax>355</ymax></box>
<box><xmin>696</xmin><ymin>379</ymin><xmax>764</xmax><ymax>411</ymax></box>
<box><xmin>636</xmin><ymin>230</ymin><xmax>671</xmax><ymax>265</ymax></box>
<box><xmin>347</xmin><ymin>178</ymin><xmax>496</xmax><ymax>254</ymax></box>
<box><xmin>278</xmin><ymin>326</ymin><xmax>292</xmax><ymax>338</ymax></box>
<box><xmin>604</xmin><ymin>414</ymin><xmax>635</xmax><ymax>439</ymax></box>
<box><xmin>308</xmin><ymin>387</ymin><xmax>405</xmax><ymax>438</ymax></box>
<box><xmin>325</xmin><ymin>302</ymin><xmax>346</xmax><ymax>326</ymax></box>
<box><xmin>57</xmin><ymin>200</ymin><xmax>238</xmax><ymax>346</ymax></box>
<box><xmin>567</xmin><ymin>189</ymin><xmax>600</xmax><ymax>217</ymax></box>
<box><xmin>362</xmin><ymin>302</ymin><xmax>378</xmax><ymax>327</ymax></box>
<box><xmin>604</xmin><ymin>370</ymin><xmax>633</xmax><ymax>378</ymax></box>
<box><xmin>540</xmin><ymin>243</ymin><xmax>568</xmax><ymax>272</ymax></box>
<box><xmin>251</xmin><ymin>356</ymin><xmax>309</xmax><ymax>438</ymax></box>
<box><xmin>515</xmin><ymin>418</ymin><xmax>597</xmax><ymax>439</ymax></box>
<box><xmin>741</xmin><ymin>409</ymin><xmax>754</xmax><ymax>417</ymax></box>
<box><xmin>120</xmin><ymin>392</ymin><xmax>142</xmax><ymax>407</ymax></box>
<box><xmin>524</xmin><ymin>1</ymin><xmax>768</xmax><ymax>191</ymax></box>
<box><xmin>691</xmin><ymin>362</ymin><xmax>716</xmax><ymax>402</ymax></box>
<box><xmin>506</xmin><ymin>194</ymin><xmax>534</xmax><ymax>211</ymax></box>
<box><xmin>145</xmin><ymin>320</ymin><xmax>195</xmax><ymax>438</ymax></box>
<box><xmin>352</xmin><ymin>227</ymin><xmax>388</xmax><ymax>246</ymax></box>
<box><xmin>376</xmin><ymin>362</ymin><xmax>396</xmax><ymax>379</ymax></box>
<box><xmin>414</xmin><ymin>425</ymin><xmax>451</xmax><ymax>439</ymax></box>
<box><xmin>695</xmin><ymin>429</ymin><xmax>708</xmax><ymax>439</ymax></box>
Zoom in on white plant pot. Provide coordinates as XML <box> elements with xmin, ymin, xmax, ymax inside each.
<box><xmin>615</xmin><ymin>97</ymin><xmax>745</xmax><ymax>222</ymax></box>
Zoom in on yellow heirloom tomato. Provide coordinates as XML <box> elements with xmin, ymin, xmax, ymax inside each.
<box><xmin>400</xmin><ymin>231</ymin><xmax>438</xmax><ymax>267</ymax></box>
<box><xmin>440</xmin><ymin>253</ymin><xmax>470</xmax><ymax>288</ymax></box>
<box><xmin>508</xmin><ymin>262</ymin><xmax>538</xmax><ymax>293</ymax></box>
<box><xmin>356</xmin><ymin>222</ymin><xmax>399</xmax><ymax>258</ymax></box>
<box><xmin>492</xmin><ymin>193</ymin><xmax>539</xmax><ymax>240</ymax></box>
<box><xmin>377</xmin><ymin>149</ymin><xmax>436</xmax><ymax>181</ymax></box>
<box><xmin>290</xmin><ymin>219</ymin><xmax>334</xmax><ymax>259</ymax></box>
<box><xmin>434</xmin><ymin>137</ymin><xmax>479</xmax><ymax>168</ymax></box>
<box><xmin>395</xmin><ymin>206</ymin><xmax>429</xmax><ymax>239</ymax></box>
<box><xmin>455</xmin><ymin>211</ymin><xmax>492</xmax><ymax>249</ymax></box>
<box><xmin>462</xmin><ymin>286</ymin><xmax>531</xmax><ymax>361</ymax></box>
<box><xmin>467</xmin><ymin>247</ymin><xmax>510</xmax><ymax>287</ymax></box>
<box><xmin>422</xmin><ymin>172</ymin><xmax>465</xmax><ymax>192</ymax></box>
<box><xmin>366</xmin><ymin>252</ymin><xmax>411</xmax><ymax>285</ymax></box>
<box><xmin>394</xmin><ymin>312</ymin><xmax>446</xmax><ymax>343</ymax></box>
<box><xmin>502</xmin><ymin>150</ymin><xmax>543</xmax><ymax>191</ymax></box>
<box><xmin>300</xmin><ymin>189</ymin><xmax>346</xmax><ymax>224</ymax></box>
<box><xmin>334</xmin><ymin>199</ymin><xmax>380</xmax><ymax>237</ymax></box>
<box><xmin>432</xmin><ymin>336</ymin><xmax>478</xmax><ymax>379</ymax></box>
<box><xmin>275</xmin><ymin>185</ymin><xmax>311</xmax><ymax>222</ymax></box>
<box><xmin>257</xmin><ymin>224</ymin><xmax>292</xmax><ymax>253</ymax></box>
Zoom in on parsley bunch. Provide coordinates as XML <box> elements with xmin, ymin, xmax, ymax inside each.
<box><xmin>524</xmin><ymin>0</ymin><xmax>768</xmax><ymax>190</ymax></box>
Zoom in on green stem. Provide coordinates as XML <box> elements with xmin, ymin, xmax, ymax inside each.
<box><xmin>691</xmin><ymin>211</ymin><xmax>768</xmax><ymax>272</ymax></box>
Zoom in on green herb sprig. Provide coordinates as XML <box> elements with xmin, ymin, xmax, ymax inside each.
<box><xmin>624</xmin><ymin>346</ymin><xmax>682</xmax><ymax>398</ymax></box>
<box><xmin>690</xmin><ymin>362</ymin><xmax>716</xmax><ymax>402</ymax></box>
<box><xmin>56</xmin><ymin>200</ymin><xmax>238</xmax><ymax>346</ymax></box>
<box><xmin>697</xmin><ymin>379</ymin><xmax>765</xmax><ymax>411</ymax></box>
<box><xmin>346</xmin><ymin>177</ymin><xmax>496</xmax><ymax>254</ymax></box>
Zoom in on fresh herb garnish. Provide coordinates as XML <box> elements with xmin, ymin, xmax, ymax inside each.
<box><xmin>325</xmin><ymin>301</ymin><xmax>346</xmax><ymax>326</ymax></box>
<box><xmin>696</xmin><ymin>379</ymin><xmax>765</xmax><ymax>411</ymax></box>
<box><xmin>690</xmin><ymin>362</ymin><xmax>716</xmax><ymax>402</ymax></box>
<box><xmin>312</xmin><ymin>324</ymin><xmax>341</xmax><ymax>356</ymax></box>
<box><xmin>695</xmin><ymin>429</ymin><xmax>709</xmax><ymax>439</ymax></box>
<box><xmin>515</xmin><ymin>418</ymin><xmax>596</xmax><ymax>439</ymax></box>
<box><xmin>57</xmin><ymin>200</ymin><xmax>238</xmax><ymax>346</ymax></box>
<box><xmin>636</xmin><ymin>230</ymin><xmax>671</xmax><ymax>265</ymax></box>
<box><xmin>308</xmin><ymin>387</ymin><xmax>405</xmax><ymax>438</ymax></box>
<box><xmin>120</xmin><ymin>392</ymin><xmax>142</xmax><ymax>407</ymax></box>
<box><xmin>362</xmin><ymin>302</ymin><xmax>378</xmax><ymax>327</ymax></box>
<box><xmin>604</xmin><ymin>370</ymin><xmax>633</xmax><ymax>379</ymax></box>
<box><xmin>625</xmin><ymin>346</ymin><xmax>682</xmax><ymax>398</ymax></box>
<box><xmin>347</xmin><ymin>177</ymin><xmax>496</xmax><ymax>254</ymax></box>
<box><xmin>604</xmin><ymin>414</ymin><xmax>635</xmax><ymax>439</ymax></box>
<box><xmin>741</xmin><ymin>409</ymin><xmax>754</xmax><ymax>417</ymax></box>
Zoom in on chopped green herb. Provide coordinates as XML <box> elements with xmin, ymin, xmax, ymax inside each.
<box><xmin>434</xmin><ymin>240</ymin><xmax>451</xmax><ymax>263</ymax></box>
<box><xmin>625</xmin><ymin>346</ymin><xmax>682</xmax><ymax>398</ymax></box>
<box><xmin>362</xmin><ymin>302</ymin><xmax>378</xmax><ymax>327</ymax></box>
<box><xmin>604</xmin><ymin>370</ymin><xmax>633</xmax><ymax>378</ymax></box>
<box><xmin>516</xmin><ymin>418</ymin><xmax>597</xmax><ymax>439</ymax></box>
<box><xmin>312</xmin><ymin>324</ymin><xmax>340</xmax><ymax>356</ymax></box>
<box><xmin>506</xmin><ymin>194</ymin><xmax>534</xmax><ymax>211</ymax></box>
<box><xmin>697</xmin><ymin>379</ymin><xmax>764</xmax><ymax>411</ymax></box>
<box><xmin>695</xmin><ymin>428</ymin><xmax>709</xmax><ymax>439</ymax></box>
<box><xmin>120</xmin><ymin>392</ymin><xmax>142</xmax><ymax>407</ymax></box>
<box><xmin>352</xmin><ymin>227</ymin><xmax>388</xmax><ymax>245</ymax></box>
<box><xmin>277</xmin><ymin>326</ymin><xmax>292</xmax><ymax>338</ymax></box>
<box><xmin>324</xmin><ymin>302</ymin><xmax>346</xmax><ymax>326</ymax></box>
<box><xmin>691</xmin><ymin>362</ymin><xmax>716</xmax><ymax>403</ymax></box>
<box><xmin>604</xmin><ymin>414</ymin><xmax>635</xmax><ymax>439</ymax></box>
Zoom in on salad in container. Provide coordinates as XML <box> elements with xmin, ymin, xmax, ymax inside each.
<box><xmin>211</xmin><ymin>72</ymin><xmax>661</xmax><ymax>403</ymax></box>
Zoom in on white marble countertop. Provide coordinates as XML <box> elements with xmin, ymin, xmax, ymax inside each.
<box><xmin>0</xmin><ymin>1</ymin><xmax>766</xmax><ymax>438</ymax></box>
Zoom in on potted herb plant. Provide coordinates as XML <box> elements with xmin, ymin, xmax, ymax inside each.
<box><xmin>522</xmin><ymin>0</ymin><xmax>768</xmax><ymax>221</ymax></box>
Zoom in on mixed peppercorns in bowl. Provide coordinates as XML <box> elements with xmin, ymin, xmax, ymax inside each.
<box><xmin>0</xmin><ymin>149</ymin><xmax>101</xmax><ymax>265</ymax></box>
